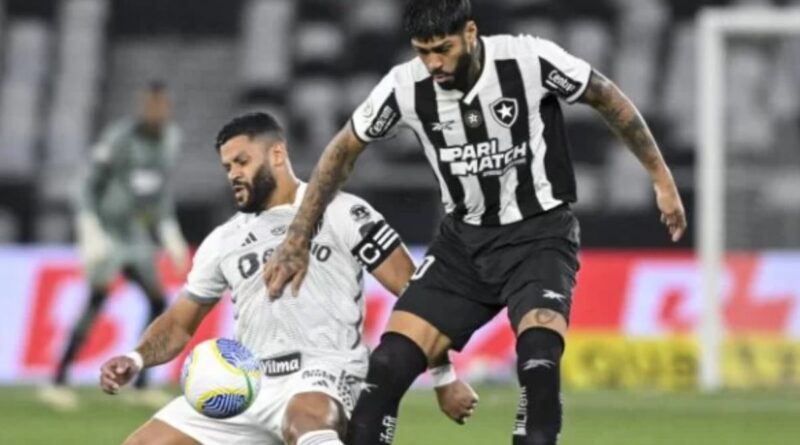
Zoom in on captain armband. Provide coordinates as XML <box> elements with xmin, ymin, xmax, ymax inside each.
<box><xmin>351</xmin><ymin>220</ymin><xmax>401</xmax><ymax>272</ymax></box>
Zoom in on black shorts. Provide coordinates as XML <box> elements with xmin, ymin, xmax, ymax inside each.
<box><xmin>394</xmin><ymin>205</ymin><xmax>580</xmax><ymax>351</ymax></box>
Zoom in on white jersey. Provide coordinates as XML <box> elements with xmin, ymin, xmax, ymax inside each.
<box><xmin>183</xmin><ymin>183</ymin><xmax>401</xmax><ymax>377</ymax></box>
<box><xmin>351</xmin><ymin>34</ymin><xmax>592</xmax><ymax>226</ymax></box>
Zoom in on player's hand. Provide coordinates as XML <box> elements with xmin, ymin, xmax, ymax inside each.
<box><xmin>165</xmin><ymin>240</ymin><xmax>190</xmax><ymax>277</ymax></box>
<box><xmin>99</xmin><ymin>356</ymin><xmax>141</xmax><ymax>395</ymax></box>
<box><xmin>435</xmin><ymin>379</ymin><xmax>479</xmax><ymax>425</ymax></box>
<box><xmin>263</xmin><ymin>235</ymin><xmax>310</xmax><ymax>300</ymax></box>
<box><xmin>160</xmin><ymin>219</ymin><xmax>191</xmax><ymax>276</ymax></box>
<box><xmin>77</xmin><ymin>212</ymin><xmax>111</xmax><ymax>268</ymax></box>
<box><xmin>654</xmin><ymin>180</ymin><xmax>687</xmax><ymax>242</ymax></box>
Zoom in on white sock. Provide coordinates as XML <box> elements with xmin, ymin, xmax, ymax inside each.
<box><xmin>296</xmin><ymin>429</ymin><xmax>343</xmax><ymax>445</ymax></box>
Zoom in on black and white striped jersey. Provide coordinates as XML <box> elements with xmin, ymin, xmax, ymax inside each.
<box><xmin>351</xmin><ymin>34</ymin><xmax>592</xmax><ymax>226</ymax></box>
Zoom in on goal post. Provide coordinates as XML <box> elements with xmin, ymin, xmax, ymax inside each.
<box><xmin>696</xmin><ymin>6</ymin><xmax>800</xmax><ymax>392</ymax></box>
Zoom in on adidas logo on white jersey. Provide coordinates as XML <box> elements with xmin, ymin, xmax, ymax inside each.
<box><xmin>241</xmin><ymin>232</ymin><xmax>257</xmax><ymax>247</ymax></box>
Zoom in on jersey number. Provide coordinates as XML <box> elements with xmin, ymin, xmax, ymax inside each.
<box><xmin>411</xmin><ymin>256</ymin><xmax>436</xmax><ymax>281</ymax></box>
<box><xmin>237</xmin><ymin>244</ymin><xmax>331</xmax><ymax>279</ymax></box>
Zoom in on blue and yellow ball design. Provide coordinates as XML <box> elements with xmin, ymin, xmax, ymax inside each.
<box><xmin>180</xmin><ymin>338</ymin><xmax>263</xmax><ymax>419</ymax></box>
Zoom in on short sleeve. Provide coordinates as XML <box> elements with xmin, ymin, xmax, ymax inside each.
<box><xmin>328</xmin><ymin>194</ymin><xmax>402</xmax><ymax>272</ymax></box>
<box><xmin>184</xmin><ymin>228</ymin><xmax>227</xmax><ymax>303</ymax></box>
<box><xmin>527</xmin><ymin>36</ymin><xmax>592</xmax><ymax>103</ymax></box>
<box><xmin>350</xmin><ymin>72</ymin><xmax>403</xmax><ymax>143</ymax></box>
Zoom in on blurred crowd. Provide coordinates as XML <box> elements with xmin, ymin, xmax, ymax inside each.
<box><xmin>0</xmin><ymin>0</ymin><xmax>797</xmax><ymax>247</ymax></box>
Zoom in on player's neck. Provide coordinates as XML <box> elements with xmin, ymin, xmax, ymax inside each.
<box><xmin>264</xmin><ymin>178</ymin><xmax>299</xmax><ymax>210</ymax></box>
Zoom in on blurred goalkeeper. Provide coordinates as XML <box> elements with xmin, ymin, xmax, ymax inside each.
<box><xmin>38</xmin><ymin>81</ymin><xmax>189</xmax><ymax>410</ymax></box>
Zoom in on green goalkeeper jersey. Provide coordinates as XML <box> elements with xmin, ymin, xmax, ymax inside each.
<box><xmin>78</xmin><ymin>119</ymin><xmax>182</xmax><ymax>243</ymax></box>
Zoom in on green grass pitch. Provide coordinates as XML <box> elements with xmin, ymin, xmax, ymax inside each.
<box><xmin>2</xmin><ymin>385</ymin><xmax>798</xmax><ymax>444</ymax></box>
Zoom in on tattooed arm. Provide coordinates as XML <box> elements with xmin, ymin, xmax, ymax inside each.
<box><xmin>264</xmin><ymin>124</ymin><xmax>368</xmax><ymax>298</ymax></box>
<box><xmin>100</xmin><ymin>295</ymin><xmax>215</xmax><ymax>394</ymax></box>
<box><xmin>134</xmin><ymin>296</ymin><xmax>214</xmax><ymax>366</ymax></box>
<box><xmin>578</xmin><ymin>69</ymin><xmax>687</xmax><ymax>242</ymax></box>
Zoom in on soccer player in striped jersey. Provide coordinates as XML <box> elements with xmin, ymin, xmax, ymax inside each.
<box><xmin>266</xmin><ymin>1</ymin><xmax>687</xmax><ymax>443</ymax></box>
<box><xmin>99</xmin><ymin>112</ymin><xmax>476</xmax><ymax>445</ymax></box>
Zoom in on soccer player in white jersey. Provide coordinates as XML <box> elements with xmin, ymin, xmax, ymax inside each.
<box><xmin>266</xmin><ymin>1</ymin><xmax>687</xmax><ymax>444</ymax></box>
<box><xmin>98</xmin><ymin>112</ymin><xmax>477</xmax><ymax>445</ymax></box>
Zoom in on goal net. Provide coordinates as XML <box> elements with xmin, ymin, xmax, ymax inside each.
<box><xmin>697</xmin><ymin>6</ymin><xmax>800</xmax><ymax>391</ymax></box>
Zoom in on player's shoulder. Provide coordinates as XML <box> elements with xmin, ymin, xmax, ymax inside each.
<box><xmin>325</xmin><ymin>190</ymin><xmax>376</xmax><ymax>224</ymax></box>
<box><xmin>485</xmin><ymin>33</ymin><xmax>554</xmax><ymax>60</ymax></box>
<box><xmin>204</xmin><ymin>213</ymin><xmax>254</xmax><ymax>246</ymax></box>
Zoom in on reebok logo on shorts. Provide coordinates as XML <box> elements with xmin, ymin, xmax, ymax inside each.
<box><xmin>542</xmin><ymin>289</ymin><xmax>566</xmax><ymax>301</ymax></box>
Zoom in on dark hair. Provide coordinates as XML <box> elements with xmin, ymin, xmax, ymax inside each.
<box><xmin>215</xmin><ymin>112</ymin><xmax>284</xmax><ymax>151</ymax></box>
<box><xmin>402</xmin><ymin>0</ymin><xmax>472</xmax><ymax>40</ymax></box>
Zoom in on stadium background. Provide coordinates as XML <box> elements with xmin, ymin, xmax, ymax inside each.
<box><xmin>0</xmin><ymin>0</ymin><xmax>799</xmax><ymax>444</ymax></box>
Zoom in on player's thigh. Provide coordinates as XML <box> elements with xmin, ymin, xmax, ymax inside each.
<box><xmin>153</xmin><ymin>395</ymin><xmax>273</xmax><ymax>445</ymax></box>
<box><xmin>124</xmin><ymin>419</ymin><xmax>200</xmax><ymax>445</ymax></box>
<box><xmin>504</xmin><ymin>240</ymin><xmax>579</xmax><ymax>338</ymax></box>
<box><xmin>281</xmin><ymin>391</ymin><xmax>347</xmax><ymax>443</ymax></box>
<box><xmin>85</xmin><ymin>254</ymin><xmax>121</xmax><ymax>289</ymax></box>
<box><xmin>393</xmin><ymin>250</ymin><xmax>501</xmax><ymax>355</ymax></box>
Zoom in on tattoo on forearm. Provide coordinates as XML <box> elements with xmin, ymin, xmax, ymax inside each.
<box><xmin>288</xmin><ymin>131</ymin><xmax>361</xmax><ymax>240</ymax></box>
<box><xmin>579</xmin><ymin>70</ymin><xmax>664</xmax><ymax>171</ymax></box>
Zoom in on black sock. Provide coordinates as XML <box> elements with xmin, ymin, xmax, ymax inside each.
<box><xmin>133</xmin><ymin>296</ymin><xmax>166</xmax><ymax>389</ymax></box>
<box><xmin>512</xmin><ymin>387</ymin><xmax>527</xmax><ymax>445</ymax></box>
<box><xmin>55</xmin><ymin>287</ymin><xmax>106</xmax><ymax>385</ymax></box>
<box><xmin>346</xmin><ymin>333</ymin><xmax>427</xmax><ymax>445</ymax></box>
<box><xmin>516</xmin><ymin>328</ymin><xmax>564</xmax><ymax>445</ymax></box>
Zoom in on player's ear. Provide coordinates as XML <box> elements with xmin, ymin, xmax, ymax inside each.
<box><xmin>267</xmin><ymin>141</ymin><xmax>287</xmax><ymax>167</ymax></box>
<box><xmin>464</xmin><ymin>20</ymin><xmax>478</xmax><ymax>47</ymax></box>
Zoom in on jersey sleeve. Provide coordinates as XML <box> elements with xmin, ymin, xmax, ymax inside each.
<box><xmin>329</xmin><ymin>194</ymin><xmax>403</xmax><ymax>272</ymax></box>
<box><xmin>350</xmin><ymin>72</ymin><xmax>403</xmax><ymax>143</ymax></box>
<box><xmin>183</xmin><ymin>228</ymin><xmax>227</xmax><ymax>303</ymax></box>
<box><xmin>526</xmin><ymin>36</ymin><xmax>592</xmax><ymax>103</ymax></box>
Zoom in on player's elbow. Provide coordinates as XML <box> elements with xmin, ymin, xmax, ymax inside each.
<box><xmin>580</xmin><ymin>69</ymin><xmax>621</xmax><ymax>109</ymax></box>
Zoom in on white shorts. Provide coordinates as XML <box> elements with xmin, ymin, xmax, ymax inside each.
<box><xmin>154</xmin><ymin>359</ymin><xmax>364</xmax><ymax>445</ymax></box>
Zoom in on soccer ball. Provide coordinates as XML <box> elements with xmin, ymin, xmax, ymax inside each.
<box><xmin>180</xmin><ymin>338</ymin><xmax>263</xmax><ymax>419</ymax></box>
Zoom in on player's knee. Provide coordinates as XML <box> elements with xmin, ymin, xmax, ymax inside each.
<box><xmin>370</xmin><ymin>333</ymin><xmax>427</xmax><ymax>388</ymax></box>
<box><xmin>517</xmin><ymin>308</ymin><xmax>568</xmax><ymax>338</ymax></box>
<box><xmin>282</xmin><ymin>393</ymin><xmax>345</xmax><ymax>445</ymax></box>
<box><xmin>385</xmin><ymin>311</ymin><xmax>451</xmax><ymax>360</ymax></box>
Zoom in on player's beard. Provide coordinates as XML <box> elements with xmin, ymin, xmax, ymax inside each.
<box><xmin>434</xmin><ymin>46</ymin><xmax>473</xmax><ymax>91</ymax></box>
<box><xmin>237</xmin><ymin>166</ymin><xmax>276</xmax><ymax>213</ymax></box>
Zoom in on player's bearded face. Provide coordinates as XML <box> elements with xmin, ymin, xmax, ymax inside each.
<box><xmin>234</xmin><ymin>164</ymin><xmax>275</xmax><ymax>213</ymax></box>
<box><xmin>420</xmin><ymin>36</ymin><xmax>472</xmax><ymax>91</ymax></box>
